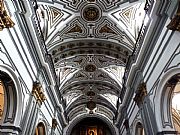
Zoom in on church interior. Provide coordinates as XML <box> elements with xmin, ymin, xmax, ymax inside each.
<box><xmin>0</xmin><ymin>0</ymin><xmax>180</xmax><ymax>135</ymax></box>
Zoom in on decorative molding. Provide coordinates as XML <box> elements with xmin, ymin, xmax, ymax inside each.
<box><xmin>0</xmin><ymin>0</ymin><xmax>14</xmax><ymax>31</ymax></box>
<box><xmin>32</xmin><ymin>82</ymin><xmax>46</xmax><ymax>105</ymax></box>
<box><xmin>167</xmin><ymin>0</ymin><xmax>180</xmax><ymax>32</ymax></box>
<box><xmin>134</xmin><ymin>82</ymin><xmax>147</xmax><ymax>107</ymax></box>
<box><xmin>51</xmin><ymin>41</ymin><xmax>130</xmax><ymax>63</ymax></box>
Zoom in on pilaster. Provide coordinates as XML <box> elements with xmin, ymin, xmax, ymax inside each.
<box><xmin>20</xmin><ymin>82</ymin><xmax>46</xmax><ymax>135</ymax></box>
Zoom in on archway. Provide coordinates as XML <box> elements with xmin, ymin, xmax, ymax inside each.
<box><xmin>64</xmin><ymin>114</ymin><xmax>118</xmax><ymax>135</ymax></box>
<box><xmin>0</xmin><ymin>66</ymin><xmax>22</xmax><ymax>133</ymax></box>
<box><xmin>135</xmin><ymin>122</ymin><xmax>145</xmax><ymax>135</ymax></box>
<box><xmin>171</xmin><ymin>74</ymin><xmax>180</xmax><ymax>133</ymax></box>
<box><xmin>70</xmin><ymin>117</ymin><xmax>112</xmax><ymax>135</ymax></box>
<box><xmin>0</xmin><ymin>70</ymin><xmax>17</xmax><ymax>123</ymax></box>
<box><xmin>156</xmin><ymin>72</ymin><xmax>180</xmax><ymax>134</ymax></box>
<box><xmin>34</xmin><ymin>122</ymin><xmax>46</xmax><ymax>135</ymax></box>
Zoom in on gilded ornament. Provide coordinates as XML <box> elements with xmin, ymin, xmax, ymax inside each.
<box><xmin>0</xmin><ymin>0</ymin><xmax>14</xmax><ymax>31</ymax></box>
<box><xmin>83</xmin><ymin>6</ymin><xmax>100</xmax><ymax>21</ymax></box>
<box><xmin>32</xmin><ymin>82</ymin><xmax>46</xmax><ymax>105</ymax></box>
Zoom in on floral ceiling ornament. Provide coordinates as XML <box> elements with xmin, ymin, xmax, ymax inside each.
<box><xmin>83</xmin><ymin>6</ymin><xmax>100</xmax><ymax>21</ymax></box>
<box><xmin>0</xmin><ymin>0</ymin><xmax>15</xmax><ymax>31</ymax></box>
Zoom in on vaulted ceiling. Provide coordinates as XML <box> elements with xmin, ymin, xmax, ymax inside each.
<box><xmin>36</xmin><ymin>0</ymin><xmax>146</xmax><ymax>122</ymax></box>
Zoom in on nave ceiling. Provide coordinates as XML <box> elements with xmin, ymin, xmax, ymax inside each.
<box><xmin>36</xmin><ymin>0</ymin><xmax>146</xmax><ymax>121</ymax></box>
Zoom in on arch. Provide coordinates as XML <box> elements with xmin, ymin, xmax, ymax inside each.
<box><xmin>131</xmin><ymin>115</ymin><xmax>144</xmax><ymax>135</ymax></box>
<box><xmin>64</xmin><ymin>114</ymin><xmax>119</xmax><ymax>135</ymax></box>
<box><xmin>0</xmin><ymin>65</ymin><xmax>23</xmax><ymax>130</ymax></box>
<box><xmin>155</xmin><ymin>67</ymin><xmax>180</xmax><ymax>132</ymax></box>
<box><xmin>135</xmin><ymin>122</ymin><xmax>145</xmax><ymax>135</ymax></box>
<box><xmin>35</xmin><ymin>122</ymin><xmax>46</xmax><ymax>135</ymax></box>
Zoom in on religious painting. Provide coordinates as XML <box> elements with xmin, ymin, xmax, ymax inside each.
<box><xmin>87</xmin><ymin>126</ymin><xmax>97</xmax><ymax>135</ymax></box>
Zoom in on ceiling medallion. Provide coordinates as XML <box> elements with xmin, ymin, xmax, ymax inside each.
<box><xmin>87</xmin><ymin>91</ymin><xmax>95</xmax><ymax>96</ymax></box>
<box><xmin>82</xmin><ymin>6</ymin><xmax>100</xmax><ymax>21</ymax></box>
<box><xmin>87</xmin><ymin>101</ymin><xmax>96</xmax><ymax>110</ymax></box>
<box><xmin>85</xmin><ymin>64</ymin><xmax>96</xmax><ymax>72</ymax></box>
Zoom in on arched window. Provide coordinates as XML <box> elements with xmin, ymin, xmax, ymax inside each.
<box><xmin>35</xmin><ymin>122</ymin><xmax>46</xmax><ymax>135</ymax></box>
<box><xmin>135</xmin><ymin>122</ymin><xmax>145</xmax><ymax>135</ymax></box>
<box><xmin>0</xmin><ymin>79</ymin><xmax>5</xmax><ymax>120</ymax></box>
<box><xmin>171</xmin><ymin>75</ymin><xmax>180</xmax><ymax>133</ymax></box>
<box><xmin>0</xmin><ymin>69</ymin><xmax>23</xmax><ymax>134</ymax></box>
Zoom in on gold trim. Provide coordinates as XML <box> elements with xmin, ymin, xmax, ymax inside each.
<box><xmin>32</xmin><ymin>82</ymin><xmax>46</xmax><ymax>105</ymax></box>
<box><xmin>0</xmin><ymin>0</ymin><xmax>15</xmax><ymax>31</ymax></box>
